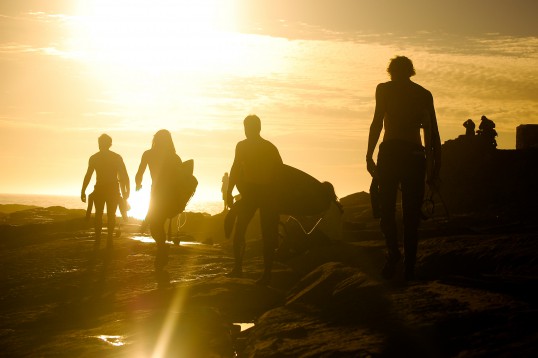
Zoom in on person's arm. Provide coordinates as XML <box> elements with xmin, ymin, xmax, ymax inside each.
<box><xmin>366</xmin><ymin>84</ymin><xmax>385</xmax><ymax>177</ymax></box>
<box><xmin>424</xmin><ymin>95</ymin><xmax>442</xmax><ymax>189</ymax></box>
<box><xmin>119</xmin><ymin>157</ymin><xmax>130</xmax><ymax>199</ymax></box>
<box><xmin>81</xmin><ymin>158</ymin><xmax>94</xmax><ymax>202</ymax></box>
<box><xmin>226</xmin><ymin>144</ymin><xmax>241</xmax><ymax>208</ymax></box>
<box><xmin>135</xmin><ymin>152</ymin><xmax>148</xmax><ymax>191</ymax></box>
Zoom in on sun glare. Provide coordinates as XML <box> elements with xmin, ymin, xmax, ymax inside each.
<box><xmin>74</xmin><ymin>0</ymin><xmax>240</xmax><ymax>72</ymax></box>
<box><xmin>68</xmin><ymin>0</ymin><xmax>286</xmax><ymax>132</ymax></box>
<box><xmin>126</xmin><ymin>185</ymin><xmax>221</xmax><ymax>220</ymax></box>
<box><xmin>127</xmin><ymin>186</ymin><xmax>151</xmax><ymax>220</ymax></box>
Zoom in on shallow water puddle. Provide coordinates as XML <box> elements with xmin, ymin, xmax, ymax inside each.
<box><xmin>130</xmin><ymin>235</ymin><xmax>202</xmax><ymax>246</ymax></box>
<box><xmin>95</xmin><ymin>335</ymin><xmax>126</xmax><ymax>347</ymax></box>
<box><xmin>130</xmin><ymin>235</ymin><xmax>155</xmax><ymax>244</ymax></box>
<box><xmin>236</xmin><ymin>323</ymin><xmax>255</xmax><ymax>332</ymax></box>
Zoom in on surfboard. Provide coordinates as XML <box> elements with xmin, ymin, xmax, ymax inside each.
<box><xmin>168</xmin><ymin>159</ymin><xmax>198</xmax><ymax>218</ymax></box>
<box><xmin>152</xmin><ymin>158</ymin><xmax>198</xmax><ymax>219</ymax></box>
<box><xmin>224</xmin><ymin>165</ymin><xmax>332</xmax><ymax>238</ymax></box>
<box><xmin>273</xmin><ymin>164</ymin><xmax>332</xmax><ymax>216</ymax></box>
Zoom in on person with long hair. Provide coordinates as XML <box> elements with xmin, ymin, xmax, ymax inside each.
<box><xmin>135</xmin><ymin>129</ymin><xmax>182</xmax><ymax>281</ymax></box>
<box><xmin>366</xmin><ymin>56</ymin><xmax>441</xmax><ymax>281</ymax></box>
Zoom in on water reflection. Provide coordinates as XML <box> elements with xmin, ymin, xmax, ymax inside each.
<box><xmin>237</xmin><ymin>323</ymin><xmax>255</xmax><ymax>332</ymax></box>
<box><xmin>95</xmin><ymin>335</ymin><xmax>125</xmax><ymax>347</ymax></box>
<box><xmin>131</xmin><ymin>235</ymin><xmax>203</xmax><ymax>245</ymax></box>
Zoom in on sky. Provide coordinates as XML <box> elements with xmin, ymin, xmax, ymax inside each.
<box><xmin>1</xmin><ymin>0</ymin><xmax>537</xmax><ymax>208</ymax></box>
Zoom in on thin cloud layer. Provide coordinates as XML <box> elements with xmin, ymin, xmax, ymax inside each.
<box><xmin>0</xmin><ymin>1</ymin><xmax>537</xmax><ymax>196</ymax></box>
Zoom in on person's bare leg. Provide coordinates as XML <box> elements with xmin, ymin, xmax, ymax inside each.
<box><xmin>257</xmin><ymin>205</ymin><xmax>279</xmax><ymax>285</ymax></box>
<box><xmin>93</xmin><ymin>197</ymin><xmax>105</xmax><ymax>250</ymax></box>
<box><xmin>106</xmin><ymin>196</ymin><xmax>119</xmax><ymax>249</ymax></box>
<box><xmin>229</xmin><ymin>206</ymin><xmax>256</xmax><ymax>277</ymax></box>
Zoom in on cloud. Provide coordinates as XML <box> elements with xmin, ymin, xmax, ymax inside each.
<box><xmin>235</xmin><ymin>0</ymin><xmax>538</xmax><ymax>38</ymax></box>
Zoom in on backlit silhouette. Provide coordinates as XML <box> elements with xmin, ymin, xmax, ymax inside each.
<box><xmin>225</xmin><ymin>115</ymin><xmax>283</xmax><ymax>285</ymax></box>
<box><xmin>81</xmin><ymin>134</ymin><xmax>130</xmax><ymax>250</ymax></box>
<box><xmin>477</xmin><ymin>115</ymin><xmax>497</xmax><ymax>147</ymax></box>
<box><xmin>221</xmin><ymin>172</ymin><xmax>229</xmax><ymax>211</ymax></box>
<box><xmin>366</xmin><ymin>56</ymin><xmax>442</xmax><ymax>281</ymax></box>
<box><xmin>463</xmin><ymin>119</ymin><xmax>476</xmax><ymax>136</ymax></box>
<box><xmin>135</xmin><ymin>129</ymin><xmax>183</xmax><ymax>284</ymax></box>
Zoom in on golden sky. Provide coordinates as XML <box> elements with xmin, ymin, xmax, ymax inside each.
<box><xmin>1</xmin><ymin>0</ymin><xmax>537</xmax><ymax>204</ymax></box>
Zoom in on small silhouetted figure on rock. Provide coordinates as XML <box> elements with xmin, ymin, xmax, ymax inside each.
<box><xmin>477</xmin><ymin>115</ymin><xmax>497</xmax><ymax>147</ymax></box>
<box><xmin>221</xmin><ymin>172</ymin><xmax>229</xmax><ymax>211</ymax></box>
<box><xmin>463</xmin><ymin>119</ymin><xmax>475</xmax><ymax>136</ymax></box>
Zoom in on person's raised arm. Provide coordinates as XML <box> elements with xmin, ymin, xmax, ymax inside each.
<box><xmin>135</xmin><ymin>152</ymin><xmax>148</xmax><ymax>191</ymax></box>
<box><xmin>81</xmin><ymin>159</ymin><xmax>94</xmax><ymax>202</ymax></box>
<box><xmin>366</xmin><ymin>84</ymin><xmax>385</xmax><ymax>178</ymax></box>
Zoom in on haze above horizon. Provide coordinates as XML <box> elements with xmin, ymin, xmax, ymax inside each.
<box><xmin>1</xmin><ymin>0</ymin><xmax>537</xmax><ymax>201</ymax></box>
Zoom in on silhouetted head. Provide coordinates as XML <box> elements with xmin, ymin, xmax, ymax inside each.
<box><xmin>322</xmin><ymin>181</ymin><xmax>337</xmax><ymax>201</ymax></box>
<box><xmin>98</xmin><ymin>134</ymin><xmax>112</xmax><ymax>150</ymax></box>
<box><xmin>322</xmin><ymin>181</ymin><xmax>344</xmax><ymax>213</ymax></box>
<box><xmin>152</xmin><ymin>129</ymin><xmax>176</xmax><ymax>154</ymax></box>
<box><xmin>387</xmin><ymin>56</ymin><xmax>416</xmax><ymax>80</ymax></box>
<box><xmin>244</xmin><ymin>114</ymin><xmax>262</xmax><ymax>139</ymax></box>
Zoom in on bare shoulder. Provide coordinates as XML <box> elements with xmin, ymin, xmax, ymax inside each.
<box><xmin>411</xmin><ymin>81</ymin><xmax>433</xmax><ymax>98</ymax></box>
<box><xmin>109</xmin><ymin>150</ymin><xmax>124</xmax><ymax>161</ymax></box>
<box><xmin>376</xmin><ymin>81</ymin><xmax>390</xmax><ymax>93</ymax></box>
<box><xmin>236</xmin><ymin>139</ymin><xmax>248</xmax><ymax>151</ymax></box>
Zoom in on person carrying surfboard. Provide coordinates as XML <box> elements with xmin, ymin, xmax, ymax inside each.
<box><xmin>226</xmin><ymin>114</ymin><xmax>283</xmax><ymax>285</ymax></box>
<box><xmin>366</xmin><ymin>56</ymin><xmax>441</xmax><ymax>281</ymax></box>
<box><xmin>135</xmin><ymin>129</ymin><xmax>184</xmax><ymax>283</ymax></box>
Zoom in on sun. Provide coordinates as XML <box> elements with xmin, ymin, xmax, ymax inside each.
<box><xmin>73</xmin><ymin>0</ymin><xmax>239</xmax><ymax>72</ymax></box>
<box><xmin>126</xmin><ymin>186</ymin><xmax>151</xmax><ymax>221</ymax></box>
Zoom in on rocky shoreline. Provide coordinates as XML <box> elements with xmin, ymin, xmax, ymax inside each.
<box><xmin>1</xmin><ymin>196</ymin><xmax>537</xmax><ymax>357</ymax></box>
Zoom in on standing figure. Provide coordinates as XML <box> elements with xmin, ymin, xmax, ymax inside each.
<box><xmin>366</xmin><ymin>56</ymin><xmax>441</xmax><ymax>281</ymax></box>
<box><xmin>221</xmin><ymin>172</ymin><xmax>229</xmax><ymax>211</ymax></box>
<box><xmin>226</xmin><ymin>115</ymin><xmax>283</xmax><ymax>285</ymax></box>
<box><xmin>463</xmin><ymin>119</ymin><xmax>475</xmax><ymax>136</ymax></box>
<box><xmin>81</xmin><ymin>134</ymin><xmax>130</xmax><ymax>250</ymax></box>
<box><xmin>135</xmin><ymin>130</ymin><xmax>182</xmax><ymax>281</ymax></box>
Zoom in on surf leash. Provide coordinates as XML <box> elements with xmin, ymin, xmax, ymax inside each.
<box><xmin>286</xmin><ymin>215</ymin><xmax>324</xmax><ymax>236</ymax></box>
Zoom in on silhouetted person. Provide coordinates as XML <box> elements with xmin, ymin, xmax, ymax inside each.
<box><xmin>366</xmin><ymin>56</ymin><xmax>441</xmax><ymax>281</ymax></box>
<box><xmin>135</xmin><ymin>129</ymin><xmax>182</xmax><ymax>282</ymax></box>
<box><xmin>317</xmin><ymin>181</ymin><xmax>344</xmax><ymax>240</ymax></box>
<box><xmin>463</xmin><ymin>119</ymin><xmax>475</xmax><ymax>136</ymax></box>
<box><xmin>221</xmin><ymin>172</ymin><xmax>229</xmax><ymax>211</ymax></box>
<box><xmin>226</xmin><ymin>115</ymin><xmax>283</xmax><ymax>285</ymax></box>
<box><xmin>477</xmin><ymin>115</ymin><xmax>497</xmax><ymax>147</ymax></box>
<box><xmin>81</xmin><ymin>134</ymin><xmax>130</xmax><ymax>250</ymax></box>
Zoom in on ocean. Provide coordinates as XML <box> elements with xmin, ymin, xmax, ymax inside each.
<box><xmin>0</xmin><ymin>193</ymin><xmax>223</xmax><ymax>217</ymax></box>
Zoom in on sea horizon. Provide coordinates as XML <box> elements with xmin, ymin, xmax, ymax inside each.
<box><xmin>0</xmin><ymin>193</ymin><xmax>223</xmax><ymax>217</ymax></box>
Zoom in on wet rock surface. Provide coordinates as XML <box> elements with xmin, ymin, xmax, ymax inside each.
<box><xmin>0</xmin><ymin>199</ymin><xmax>537</xmax><ymax>356</ymax></box>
